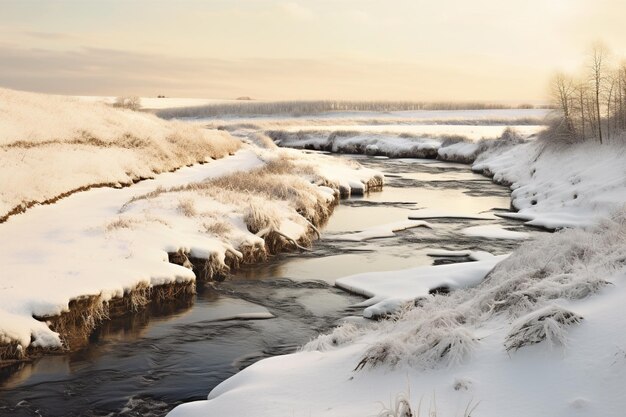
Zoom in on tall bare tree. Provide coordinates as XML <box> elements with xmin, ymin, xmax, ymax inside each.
<box><xmin>574</xmin><ymin>81</ymin><xmax>588</xmax><ymax>139</ymax></box>
<box><xmin>590</xmin><ymin>43</ymin><xmax>609</xmax><ymax>144</ymax></box>
<box><xmin>551</xmin><ymin>73</ymin><xmax>576</xmax><ymax>136</ymax></box>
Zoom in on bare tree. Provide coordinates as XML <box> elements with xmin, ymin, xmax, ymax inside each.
<box><xmin>574</xmin><ymin>80</ymin><xmax>588</xmax><ymax>139</ymax></box>
<box><xmin>619</xmin><ymin>63</ymin><xmax>626</xmax><ymax>132</ymax></box>
<box><xmin>113</xmin><ymin>96</ymin><xmax>142</xmax><ymax>111</ymax></box>
<box><xmin>589</xmin><ymin>43</ymin><xmax>609</xmax><ymax>144</ymax></box>
<box><xmin>605</xmin><ymin>72</ymin><xmax>616</xmax><ymax>141</ymax></box>
<box><xmin>551</xmin><ymin>73</ymin><xmax>576</xmax><ymax>136</ymax></box>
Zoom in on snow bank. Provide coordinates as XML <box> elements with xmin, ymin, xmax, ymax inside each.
<box><xmin>0</xmin><ymin>142</ymin><xmax>382</xmax><ymax>356</ymax></box>
<box><xmin>436</xmin><ymin>141</ymin><xmax>480</xmax><ymax>163</ymax></box>
<box><xmin>270</xmin><ymin>131</ymin><xmax>443</xmax><ymax>158</ymax></box>
<box><xmin>168</xmin><ymin>211</ymin><xmax>626</xmax><ymax>417</ymax></box>
<box><xmin>336</xmin><ymin>252</ymin><xmax>505</xmax><ymax>318</ymax></box>
<box><xmin>473</xmin><ymin>139</ymin><xmax>626</xmax><ymax>229</ymax></box>
<box><xmin>265</xmin><ymin>122</ymin><xmax>540</xmax><ymax>159</ymax></box>
<box><xmin>0</xmin><ymin>88</ymin><xmax>240</xmax><ymax>220</ymax></box>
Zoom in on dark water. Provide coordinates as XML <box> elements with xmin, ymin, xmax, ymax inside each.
<box><xmin>0</xmin><ymin>155</ymin><xmax>544</xmax><ymax>417</ymax></box>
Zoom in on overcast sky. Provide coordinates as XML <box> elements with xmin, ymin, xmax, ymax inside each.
<box><xmin>1</xmin><ymin>0</ymin><xmax>625</xmax><ymax>101</ymax></box>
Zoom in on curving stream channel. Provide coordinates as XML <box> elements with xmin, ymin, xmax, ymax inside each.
<box><xmin>0</xmin><ymin>155</ymin><xmax>546</xmax><ymax>417</ymax></box>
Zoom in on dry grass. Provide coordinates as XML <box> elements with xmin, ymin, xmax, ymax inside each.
<box><xmin>203</xmin><ymin>219</ymin><xmax>232</xmax><ymax>236</ymax></box>
<box><xmin>177</xmin><ymin>198</ymin><xmax>197</xmax><ymax>217</ymax></box>
<box><xmin>376</xmin><ymin>390</ymin><xmax>480</xmax><ymax>417</ymax></box>
<box><xmin>0</xmin><ymin>341</ymin><xmax>25</xmax><ymax>362</ymax></box>
<box><xmin>105</xmin><ymin>217</ymin><xmax>138</xmax><ymax>231</ymax></box>
<box><xmin>505</xmin><ymin>305</ymin><xmax>583</xmax><ymax>351</ymax></box>
<box><xmin>38</xmin><ymin>294</ymin><xmax>110</xmax><ymax>351</ymax></box>
<box><xmin>0</xmin><ymin>280</ymin><xmax>198</xmax><ymax>363</ymax></box>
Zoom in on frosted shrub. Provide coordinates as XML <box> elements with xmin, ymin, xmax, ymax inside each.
<box><xmin>377</xmin><ymin>391</ymin><xmax>413</xmax><ymax>417</ymax></box>
<box><xmin>505</xmin><ymin>305</ymin><xmax>583</xmax><ymax>351</ymax></box>
<box><xmin>303</xmin><ymin>323</ymin><xmax>363</xmax><ymax>352</ymax></box>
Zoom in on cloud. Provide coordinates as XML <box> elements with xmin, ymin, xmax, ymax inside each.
<box><xmin>0</xmin><ymin>44</ymin><xmax>547</xmax><ymax>101</ymax></box>
<box><xmin>22</xmin><ymin>31</ymin><xmax>77</xmax><ymax>40</ymax></box>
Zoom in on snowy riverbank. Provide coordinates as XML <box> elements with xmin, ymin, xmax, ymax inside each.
<box><xmin>168</xmin><ymin>133</ymin><xmax>626</xmax><ymax>416</ymax></box>
<box><xmin>273</xmin><ymin>125</ymin><xmax>626</xmax><ymax>230</ymax></box>
<box><xmin>0</xmin><ymin>90</ymin><xmax>383</xmax><ymax>363</ymax></box>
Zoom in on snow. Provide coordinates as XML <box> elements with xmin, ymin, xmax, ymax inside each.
<box><xmin>5</xmin><ymin>92</ymin><xmax>625</xmax><ymax>416</ymax></box>
<box><xmin>461</xmin><ymin>224</ymin><xmax>530</xmax><ymax>240</ymax></box>
<box><xmin>328</xmin><ymin>220</ymin><xmax>431</xmax><ymax>242</ymax></box>
<box><xmin>335</xmin><ymin>252</ymin><xmax>506</xmax><ymax>318</ymax></box>
<box><xmin>473</xmin><ymin>140</ymin><xmax>626</xmax><ymax>229</ymax></box>
<box><xmin>0</xmin><ymin>88</ymin><xmax>240</xmax><ymax>220</ymax></box>
<box><xmin>437</xmin><ymin>141</ymin><xmax>480</xmax><ymax>161</ymax></box>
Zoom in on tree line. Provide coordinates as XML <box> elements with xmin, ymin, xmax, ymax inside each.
<box><xmin>551</xmin><ymin>43</ymin><xmax>626</xmax><ymax>143</ymax></box>
<box><xmin>159</xmin><ymin>100</ymin><xmax>545</xmax><ymax>119</ymax></box>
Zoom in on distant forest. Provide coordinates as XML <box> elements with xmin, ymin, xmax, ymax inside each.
<box><xmin>158</xmin><ymin>100</ymin><xmax>549</xmax><ymax>118</ymax></box>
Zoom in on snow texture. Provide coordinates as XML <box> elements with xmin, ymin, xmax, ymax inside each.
<box><xmin>473</xmin><ymin>139</ymin><xmax>626</xmax><ymax>229</ymax></box>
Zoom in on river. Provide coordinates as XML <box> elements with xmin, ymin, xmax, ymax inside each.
<box><xmin>0</xmin><ymin>154</ymin><xmax>545</xmax><ymax>417</ymax></box>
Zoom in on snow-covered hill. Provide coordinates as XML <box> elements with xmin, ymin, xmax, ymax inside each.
<box><xmin>0</xmin><ymin>88</ymin><xmax>240</xmax><ymax>220</ymax></box>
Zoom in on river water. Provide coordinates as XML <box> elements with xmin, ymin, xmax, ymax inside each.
<box><xmin>0</xmin><ymin>154</ymin><xmax>544</xmax><ymax>417</ymax></box>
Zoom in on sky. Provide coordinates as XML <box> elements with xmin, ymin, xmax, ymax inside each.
<box><xmin>1</xmin><ymin>0</ymin><xmax>625</xmax><ymax>102</ymax></box>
